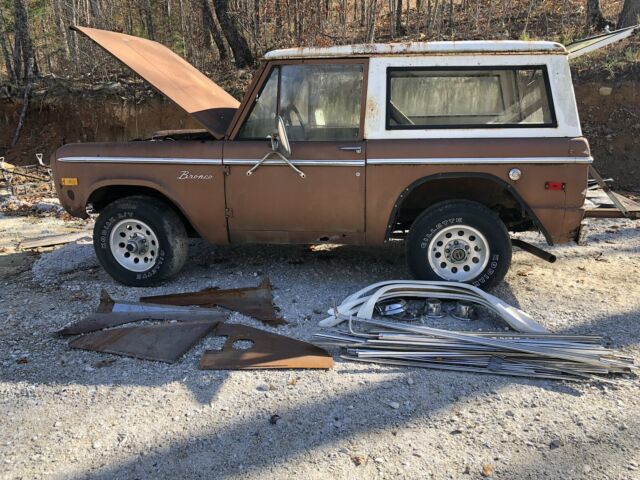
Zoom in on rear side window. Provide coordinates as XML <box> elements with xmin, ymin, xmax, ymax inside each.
<box><xmin>386</xmin><ymin>66</ymin><xmax>556</xmax><ymax>129</ymax></box>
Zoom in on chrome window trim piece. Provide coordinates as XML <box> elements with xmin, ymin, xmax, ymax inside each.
<box><xmin>366</xmin><ymin>156</ymin><xmax>593</xmax><ymax>165</ymax></box>
<box><xmin>58</xmin><ymin>156</ymin><xmax>223</xmax><ymax>165</ymax></box>
<box><xmin>224</xmin><ymin>158</ymin><xmax>365</xmax><ymax>166</ymax></box>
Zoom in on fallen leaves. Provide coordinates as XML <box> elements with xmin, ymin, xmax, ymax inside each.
<box><xmin>481</xmin><ymin>463</ymin><xmax>494</xmax><ymax>477</ymax></box>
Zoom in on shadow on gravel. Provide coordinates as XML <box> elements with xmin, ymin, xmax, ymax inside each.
<box><xmin>70</xmin><ymin>372</ymin><xmax>587</xmax><ymax>479</ymax></box>
<box><xmin>4</xmin><ymin>236</ymin><xmax>639</xmax><ymax>478</ymax></box>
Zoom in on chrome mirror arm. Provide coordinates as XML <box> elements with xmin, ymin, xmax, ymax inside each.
<box><xmin>246</xmin><ymin>151</ymin><xmax>306</xmax><ymax>178</ymax></box>
<box><xmin>276</xmin><ymin>151</ymin><xmax>306</xmax><ymax>178</ymax></box>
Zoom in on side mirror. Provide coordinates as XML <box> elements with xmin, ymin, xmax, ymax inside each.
<box><xmin>275</xmin><ymin>115</ymin><xmax>291</xmax><ymax>158</ymax></box>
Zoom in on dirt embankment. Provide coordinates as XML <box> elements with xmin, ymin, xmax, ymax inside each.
<box><xmin>0</xmin><ymin>89</ymin><xmax>199</xmax><ymax>165</ymax></box>
<box><xmin>1</xmin><ymin>79</ymin><xmax>639</xmax><ymax>190</ymax></box>
<box><xmin>576</xmin><ymin>81</ymin><xmax>640</xmax><ymax>189</ymax></box>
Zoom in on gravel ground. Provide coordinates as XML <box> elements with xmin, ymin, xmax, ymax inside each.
<box><xmin>0</xmin><ymin>211</ymin><xmax>639</xmax><ymax>480</ymax></box>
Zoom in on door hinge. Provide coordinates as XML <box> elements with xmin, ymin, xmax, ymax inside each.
<box><xmin>223</xmin><ymin>165</ymin><xmax>231</xmax><ymax>176</ymax></box>
<box><xmin>225</xmin><ymin>207</ymin><xmax>233</xmax><ymax>218</ymax></box>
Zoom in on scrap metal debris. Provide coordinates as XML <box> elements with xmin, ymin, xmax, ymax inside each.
<box><xmin>58</xmin><ymin>290</ymin><xmax>227</xmax><ymax>335</ymax></box>
<box><xmin>320</xmin><ymin>280</ymin><xmax>548</xmax><ymax>333</ymax></box>
<box><xmin>140</xmin><ymin>279</ymin><xmax>286</xmax><ymax>326</ymax></box>
<box><xmin>199</xmin><ymin>323</ymin><xmax>333</xmax><ymax>370</ymax></box>
<box><xmin>70</xmin><ymin>319</ymin><xmax>220</xmax><ymax>363</ymax></box>
<box><xmin>1</xmin><ymin>155</ymin><xmax>53</xmax><ymax>197</ymax></box>
<box><xmin>20</xmin><ymin>231</ymin><xmax>91</xmax><ymax>250</ymax></box>
<box><xmin>315</xmin><ymin>317</ymin><xmax>635</xmax><ymax>382</ymax></box>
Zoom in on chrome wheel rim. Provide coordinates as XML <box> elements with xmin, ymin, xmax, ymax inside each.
<box><xmin>109</xmin><ymin>219</ymin><xmax>159</xmax><ymax>273</ymax></box>
<box><xmin>427</xmin><ymin>225</ymin><xmax>489</xmax><ymax>282</ymax></box>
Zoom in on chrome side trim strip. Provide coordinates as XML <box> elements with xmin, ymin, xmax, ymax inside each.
<box><xmin>224</xmin><ymin>158</ymin><xmax>365</xmax><ymax>166</ymax></box>
<box><xmin>58</xmin><ymin>156</ymin><xmax>223</xmax><ymax>165</ymax></box>
<box><xmin>58</xmin><ymin>156</ymin><xmax>591</xmax><ymax>166</ymax></box>
<box><xmin>366</xmin><ymin>156</ymin><xmax>594</xmax><ymax>165</ymax></box>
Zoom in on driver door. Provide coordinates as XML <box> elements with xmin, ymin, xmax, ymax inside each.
<box><xmin>223</xmin><ymin>60</ymin><xmax>367</xmax><ymax>244</ymax></box>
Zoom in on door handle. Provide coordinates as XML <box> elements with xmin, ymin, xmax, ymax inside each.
<box><xmin>339</xmin><ymin>146</ymin><xmax>362</xmax><ymax>154</ymax></box>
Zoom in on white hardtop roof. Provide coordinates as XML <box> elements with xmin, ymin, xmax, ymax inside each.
<box><xmin>264</xmin><ymin>40</ymin><xmax>567</xmax><ymax>59</ymax></box>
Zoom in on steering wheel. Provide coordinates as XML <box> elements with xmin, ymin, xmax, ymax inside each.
<box><xmin>282</xmin><ymin>104</ymin><xmax>306</xmax><ymax>138</ymax></box>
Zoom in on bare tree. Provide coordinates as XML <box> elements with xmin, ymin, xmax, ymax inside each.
<box><xmin>139</xmin><ymin>0</ymin><xmax>156</xmax><ymax>40</ymax></box>
<box><xmin>213</xmin><ymin>0</ymin><xmax>254</xmax><ymax>68</ymax></box>
<box><xmin>0</xmin><ymin>5</ymin><xmax>16</xmax><ymax>82</ymax></box>
<box><xmin>395</xmin><ymin>0</ymin><xmax>405</xmax><ymax>36</ymax></box>
<box><xmin>13</xmin><ymin>0</ymin><xmax>37</xmax><ymax>81</ymax></box>
<box><xmin>366</xmin><ymin>0</ymin><xmax>378</xmax><ymax>41</ymax></box>
<box><xmin>617</xmin><ymin>0</ymin><xmax>640</xmax><ymax>28</ymax></box>
<box><xmin>201</xmin><ymin>0</ymin><xmax>228</xmax><ymax>61</ymax></box>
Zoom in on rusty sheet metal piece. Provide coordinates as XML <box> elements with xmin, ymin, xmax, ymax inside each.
<box><xmin>140</xmin><ymin>279</ymin><xmax>286</xmax><ymax>326</ymax></box>
<box><xmin>69</xmin><ymin>319</ymin><xmax>220</xmax><ymax>363</ymax></box>
<box><xmin>58</xmin><ymin>311</ymin><xmax>227</xmax><ymax>335</ymax></box>
<box><xmin>199</xmin><ymin>323</ymin><xmax>333</xmax><ymax>370</ymax></box>
<box><xmin>20</xmin><ymin>231</ymin><xmax>91</xmax><ymax>250</ymax></box>
<box><xmin>58</xmin><ymin>291</ymin><xmax>227</xmax><ymax>335</ymax></box>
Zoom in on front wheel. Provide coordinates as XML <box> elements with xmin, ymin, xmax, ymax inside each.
<box><xmin>93</xmin><ymin>195</ymin><xmax>188</xmax><ymax>287</ymax></box>
<box><xmin>405</xmin><ymin>200</ymin><xmax>512</xmax><ymax>289</ymax></box>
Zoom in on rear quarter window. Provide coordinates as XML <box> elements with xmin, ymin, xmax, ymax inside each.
<box><xmin>386</xmin><ymin>66</ymin><xmax>556</xmax><ymax>130</ymax></box>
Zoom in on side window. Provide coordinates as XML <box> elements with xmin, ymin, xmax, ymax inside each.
<box><xmin>237</xmin><ymin>68</ymin><xmax>279</xmax><ymax>139</ymax></box>
<box><xmin>387</xmin><ymin>67</ymin><xmax>555</xmax><ymax>129</ymax></box>
<box><xmin>279</xmin><ymin>64</ymin><xmax>363</xmax><ymax>141</ymax></box>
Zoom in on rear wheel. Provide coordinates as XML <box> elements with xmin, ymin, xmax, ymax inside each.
<box><xmin>405</xmin><ymin>200</ymin><xmax>512</xmax><ymax>289</ymax></box>
<box><xmin>93</xmin><ymin>196</ymin><xmax>188</xmax><ymax>286</ymax></box>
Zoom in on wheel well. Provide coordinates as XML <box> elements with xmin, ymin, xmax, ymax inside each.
<box><xmin>87</xmin><ymin>186</ymin><xmax>199</xmax><ymax>238</ymax></box>
<box><xmin>387</xmin><ymin>174</ymin><xmax>550</xmax><ymax>243</ymax></box>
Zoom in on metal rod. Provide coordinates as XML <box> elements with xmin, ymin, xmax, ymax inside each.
<box><xmin>511</xmin><ymin>238</ymin><xmax>557</xmax><ymax>263</ymax></box>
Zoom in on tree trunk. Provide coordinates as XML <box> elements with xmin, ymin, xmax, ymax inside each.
<box><xmin>143</xmin><ymin>0</ymin><xmax>156</xmax><ymax>40</ymax></box>
<box><xmin>13</xmin><ymin>0</ymin><xmax>37</xmax><ymax>81</ymax></box>
<box><xmin>395</xmin><ymin>0</ymin><xmax>405</xmax><ymax>35</ymax></box>
<box><xmin>202</xmin><ymin>0</ymin><xmax>228</xmax><ymax>61</ymax></box>
<box><xmin>366</xmin><ymin>0</ymin><xmax>378</xmax><ymax>41</ymax></box>
<box><xmin>275</xmin><ymin>0</ymin><xmax>282</xmax><ymax>31</ymax></box>
<box><xmin>213</xmin><ymin>0</ymin><xmax>254</xmax><ymax>68</ymax></box>
<box><xmin>0</xmin><ymin>5</ymin><xmax>16</xmax><ymax>82</ymax></box>
<box><xmin>617</xmin><ymin>0</ymin><xmax>640</xmax><ymax>28</ymax></box>
<box><xmin>586</xmin><ymin>0</ymin><xmax>609</xmax><ymax>30</ymax></box>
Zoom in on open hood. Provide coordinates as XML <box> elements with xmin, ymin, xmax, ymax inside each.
<box><xmin>565</xmin><ymin>25</ymin><xmax>638</xmax><ymax>60</ymax></box>
<box><xmin>72</xmin><ymin>26</ymin><xmax>239</xmax><ymax>139</ymax></box>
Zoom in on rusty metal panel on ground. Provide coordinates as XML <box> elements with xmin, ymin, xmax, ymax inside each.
<box><xmin>58</xmin><ymin>311</ymin><xmax>227</xmax><ymax>335</ymax></box>
<box><xmin>69</xmin><ymin>319</ymin><xmax>220</xmax><ymax>363</ymax></box>
<box><xmin>58</xmin><ymin>290</ymin><xmax>227</xmax><ymax>335</ymax></box>
<box><xmin>140</xmin><ymin>279</ymin><xmax>286</xmax><ymax>326</ymax></box>
<box><xmin>199</xmin><ymin>323</ymin><xmax>333</xmax><ymax>370</ymax></box>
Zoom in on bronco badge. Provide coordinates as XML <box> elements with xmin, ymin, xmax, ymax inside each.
<box><xmin>177</xmin><ymin>170</ymin><xmax>214</xmax><ymax>181</ymax></box>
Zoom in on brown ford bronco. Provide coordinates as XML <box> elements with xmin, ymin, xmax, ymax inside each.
<box><xmin>51</xmin><ymin>26</ymin><xmax>638</xmax><ymax>288</ymax></box>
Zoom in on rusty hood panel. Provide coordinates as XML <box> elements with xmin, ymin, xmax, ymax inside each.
<box><xmin>72</xmin><ymin>26</ymin><xmax>239</xmax><ymax>139</ymax></box>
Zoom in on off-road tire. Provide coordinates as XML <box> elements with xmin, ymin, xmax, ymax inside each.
<box><xmin>93</xmin><ymin>195</ymin><xmax>188</xmax><ymax>287</ymax></box>
<box><xmin>405</xmin><ymin>200</ymin><xmax>512</xmax><ymax>289</ymax></box>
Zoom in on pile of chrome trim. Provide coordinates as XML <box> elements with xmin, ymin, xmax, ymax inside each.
<box><xmin>315</xmin><ymin>317</ymin><xmax>635</xmax><ymax>382</ymax></box>
<box><xmin>320</xmin><ymin>280</ymin><xmax>549</xmax><ymax>333</ymax></box>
